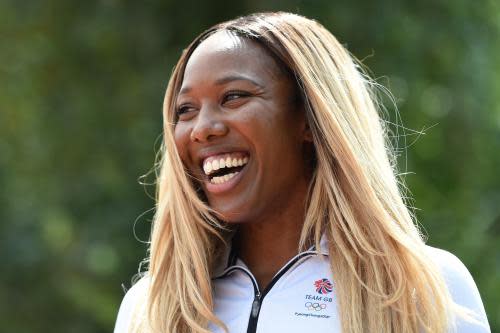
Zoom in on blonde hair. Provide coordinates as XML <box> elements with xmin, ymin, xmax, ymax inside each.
<box><xmin>137</xmin><ymin>12</ymin><xmax>459</xmax><ymax>333</ymax></box>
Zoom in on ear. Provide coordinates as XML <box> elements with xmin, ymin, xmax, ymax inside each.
<box><xmin>298</xmin><ymin>108</ymin><xmax>313</xmax><ymax>142</ymax></box>
<box><xmin>302</xmin><ymin>120</ymin><xmax>313</xmax><ymax>142</ymax></box>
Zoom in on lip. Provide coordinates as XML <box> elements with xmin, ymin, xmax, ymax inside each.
<box><xmin>204</xmin><ymin>161</ymin><xmax>248</xmax><ymax>194</ymax></box>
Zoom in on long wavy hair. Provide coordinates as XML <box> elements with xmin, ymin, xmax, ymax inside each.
<box><xmin>133</xmin><ymin>12</ymin><xmax>461</xmax><ymax>333</ymax></box>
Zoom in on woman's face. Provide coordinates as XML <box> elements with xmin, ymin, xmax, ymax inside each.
<box><xmin>174</xmin><ymin>31</ymin><xmax>311</xmax><ymax>223</ymax></box>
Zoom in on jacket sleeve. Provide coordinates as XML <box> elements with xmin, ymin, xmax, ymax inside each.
<box><xmin>428</xmin><ymin>246</ymin><xmax>491</xmax><ymax>333</ymax></box>
<box><xmin>114</xmin><ymin>277</ymin><xmax>149</xmax><ymax>333</ymax></box>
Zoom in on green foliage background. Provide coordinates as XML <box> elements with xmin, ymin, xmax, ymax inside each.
<box><xmin>1</xmin><ymin>0</ymin><xmax>498</xmax><ymax>332</ymax></box>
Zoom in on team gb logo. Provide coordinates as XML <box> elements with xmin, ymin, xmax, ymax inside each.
<box><xmin>314</xmin><ymin>278</ymin><xmax>333</xmax><ymax>294</ymax></box>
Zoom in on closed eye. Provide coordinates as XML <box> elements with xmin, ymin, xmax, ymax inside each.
<box><xmin>222</xmin><ymin>91</ymin><xmax>251</xmax><ymax>106</ymax></box>
<box><xmin>177</xmin><ymin>105</ymin><xmax>193</xmax><ymax>114</ymax></box>
<box><xmin>176</xmin><ymin>104</ymin><xmax>197</xmax><ymax>120</ymax></box>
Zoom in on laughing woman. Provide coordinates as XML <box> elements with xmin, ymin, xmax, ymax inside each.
<box><xmin>114</xmin><ymin>12</ymin><xmax>490</xmax><ymax>333</ymax></box>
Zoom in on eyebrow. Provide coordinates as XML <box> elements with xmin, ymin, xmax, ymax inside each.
<box><xmin>179</xmin><ymin>75</ymin><xmax>264</xmax><ymax>95</ymax></box>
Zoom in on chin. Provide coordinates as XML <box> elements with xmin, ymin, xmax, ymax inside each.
<box><xmin>213</xmin><ymin>209</ymin><xmax>249</xmax><ymax>224</ymax></box>
<box><xmin>209</xmin><ymin>201</ymin><xmax>255</xmax><ymax>224</ymax></box>
<box><xmin>205</xmin><ymin>192</ymin><xmax>259</xmax><ymax>224</ymax></box>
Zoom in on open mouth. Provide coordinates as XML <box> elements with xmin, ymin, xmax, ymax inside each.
<box><xmin>202</xmin><ymin>152</ymin><xmax>249</xmax><ymax>185</ymax></box>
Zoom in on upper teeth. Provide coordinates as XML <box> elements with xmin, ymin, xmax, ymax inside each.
<box><xmin>203</xmin><ymin>155</ymin><xmax>249</xmax><ymax>176</ymax></box>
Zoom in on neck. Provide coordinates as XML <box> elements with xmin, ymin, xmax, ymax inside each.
<box><xmin>235</xmin><ymin>188</ymin><xmax>308</xmax><ymax>290</ymax></box>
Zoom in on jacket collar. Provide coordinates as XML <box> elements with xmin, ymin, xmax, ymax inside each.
<box><xmin>212</xmin><ymin>233</ymin><xmax>329</xmax><ymax>277</ymax></box>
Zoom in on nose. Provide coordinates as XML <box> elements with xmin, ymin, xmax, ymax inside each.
<box><xmin>190</xmin><ymin>104</ymin><xmax>228</xmax><ymax>142</ymax></box>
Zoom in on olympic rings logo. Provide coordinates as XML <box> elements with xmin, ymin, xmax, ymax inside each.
<box><xmin>304</xmin><ymin>302</ymin><xmax>327</xmax><ymax>311</ymax></box>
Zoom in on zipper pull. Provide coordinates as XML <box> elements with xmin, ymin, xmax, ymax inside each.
<box><xmin>251</xmin><ymin>293</ymin><xmax>261</xmax><ymax>318</ymax></box>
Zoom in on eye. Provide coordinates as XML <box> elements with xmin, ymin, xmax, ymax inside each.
<box><xmin>177</xmin><ymin>105</ymin><xmax>191</xmax><ymax>114</ymax></box>
<box><xmin>175</xmin><ymin>104</ymin><xmax>197</xmax><ymax>120</ymax></box>
<box><xmin>222</xmin><ymin>91</ymin><xmax>251</xmax><ymax>106</ymax></box>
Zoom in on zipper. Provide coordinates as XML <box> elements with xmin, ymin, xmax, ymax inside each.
<box><xmin>245</xmin><ymin>252</ymin><xmax>316</xmax><ymax>333</ymax></box>
<box><xmin>214</xmin><ymin>264</ymin><xmax>263</xmax><ymax>332</ymax></box>
<box><xmin>246</xmin><ymin>273</ymin><xmax>261</xmax><ymax>333</ymax></box>
<box><xmin>251</xmin><ymin>291</ymin><xmax>262</xmax><ymax>318</ymax></box>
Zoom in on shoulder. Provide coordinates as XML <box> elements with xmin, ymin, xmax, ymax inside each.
<box><xmin>425</xmin><ymin>246</ymin><xmax>483</xmax><ymax>308</ymax></box>
<box><xmin>114</xmin><ymin>276</ymin><xmax>150</xmax><ymax>333</ymax></box>
<box><xmin>425</xmin><ymin>246</ymin><xmax>491</xmax><ymax>332</ymax></box>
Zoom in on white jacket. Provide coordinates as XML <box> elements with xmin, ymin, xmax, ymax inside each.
<box><xmin>114</xmin><ymin>238</ymin><xmax>490</xmax><ymax>332</ymax></box>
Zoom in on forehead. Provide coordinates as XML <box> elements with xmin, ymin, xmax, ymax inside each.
<box><xmin>180</xmin><ymin>31</ymin><xmax>282</xmax><ymax>89</ymax></box>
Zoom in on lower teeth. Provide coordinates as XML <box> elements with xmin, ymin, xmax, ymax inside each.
<box><xmin>210</xmin><ymin>171</ymin><xmax>239</xmax><ymax>184</ymax></box>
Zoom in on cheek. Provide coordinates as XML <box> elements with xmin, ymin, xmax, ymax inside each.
<box><xmin>173</xmin><ymin>124</ymin><xmax>191</xmax><ymax>162</ymax></box>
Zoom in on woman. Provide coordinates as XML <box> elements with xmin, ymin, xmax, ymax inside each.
<box><xmin>114</xmin><ymin>12</ymin><xmax>490</xmax><ymax>333</ymax></box>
